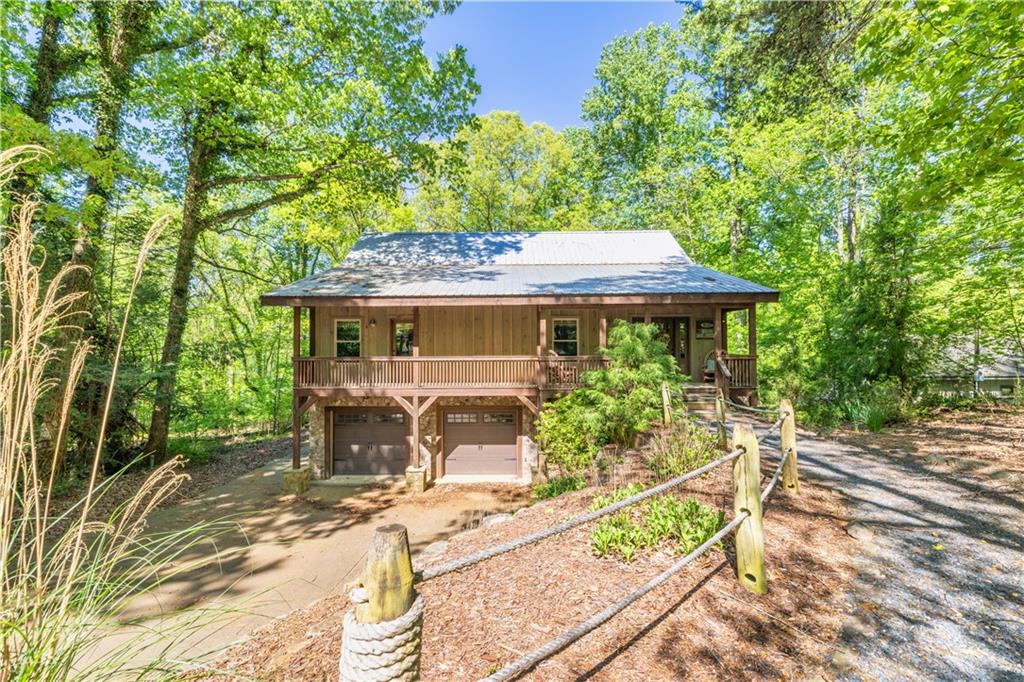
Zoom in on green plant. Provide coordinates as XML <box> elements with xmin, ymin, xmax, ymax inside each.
<box><xmin>537</xmin><ymin>323</ymin><xmax>684</xmax><ymax>475</ymax></box>
<box><xmin>644</xmin><ymin>419</ymin><xmax>716</xmax><ymax>479</ymax></box>
<box><xmin>589</xmin><ymin>482</ymin><xmax>724</xmax><ymax>562</ymax></box>
<box><xmin>0</xmin><ymin>147</ymin><xmax>223</xmax><ymax>681</ymax></box>
<box><xmin>532</xmin><ymin>475</ymin><xmax>588</xmax><ymax>501</ymax></box>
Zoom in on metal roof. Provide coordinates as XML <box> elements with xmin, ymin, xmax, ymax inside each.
<box><xmin>343</xmin><ymin>230</ymin><xmax>693</xmax><ymax>266</ymax></box>
<box><xmin>262</xmin><ymin>230</ymin><xmax>779</xmax><ymax>303</ymax></box>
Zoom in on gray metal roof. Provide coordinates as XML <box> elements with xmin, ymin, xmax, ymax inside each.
<box><xmin>344</xmin><ymin>230</ymin><xmax>693</xmax><ymax>266</ymax></box>
<box><xmin>262</xmin><ymin>230</ymin><xmax>778</xmax><ymax>303</ymax></box>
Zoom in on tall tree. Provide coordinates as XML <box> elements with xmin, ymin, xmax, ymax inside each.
<box><xmin>143</xmin><ymin>0</ymin><xmax>477</xmax><ymax>461</ymax></box>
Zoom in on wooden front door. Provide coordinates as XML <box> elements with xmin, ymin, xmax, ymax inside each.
<box><xmin>652</xmin><ymin>317</ymin><xmax>690</xmax><ymax>376</ymax></box>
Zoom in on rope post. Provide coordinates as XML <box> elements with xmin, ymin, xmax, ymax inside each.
<box><xmin>779</xmin><ymin>398</ymin><xmax>799</xmax><ymax>494</ymax></box>
<box><xmin>715</xmin><ymin>389</ymin><xmax>728</xmax><ymax>451</ymax></box>
<box><xmin>732</xmin><ymin>423</ymin><xmax>767</xmax><ymax>595</ymax></box>
<box><xmin>339</xmin><ymin>524</ymin><xmax>423</xmax><ymax>681</ymax></box>
<box><xmin>661</xmin><ymin>381</ymin><xmax>672</xmax><ymax>425</ymax></box>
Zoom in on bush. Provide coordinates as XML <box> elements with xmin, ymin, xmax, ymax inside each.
<box><xmin>537</xmin><ymin>322</ymin><xmax>684</xmax><ymax>475</ymax></box>
<box><xmin>644</xmin><ymin>419</ymin><xmax>716</xmax><ymax>479</ymax></box>
<box><xmin>838</xmin><ymin>378</ymin><xmax>906</xmax><ymax>432</ymax></box>
<box><xmin>589</xmin><ymin>486</ymin><xmax>724</xmax><ymax>562</ymax></box>
<box><xmin>532</xmin><ymin>475</ymin><xmax>588</xmax><ymax>500</ymax></box>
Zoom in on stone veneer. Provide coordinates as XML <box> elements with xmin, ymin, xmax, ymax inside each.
<box><xmin>306</xmin><ymin>395</ymin><xmax>537</xmax><ymax>481</ymax></box>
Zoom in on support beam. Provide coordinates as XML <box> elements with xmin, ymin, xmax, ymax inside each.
<box><xmin>598</xmin><ymin>314</ymin><xmax>607</xmax><ymax>349</ymax></box>
<box><xmin>419</xmin><ymin>395</ymin><xmax>438</xmax><ymax>415</ymax></box>
<box><xmin>292</xmin><ymin>395</ymin><xmax>301</xmax><ymax>469</ymax></box>
<box><xmin>411</xmin><ymin>395</ymin><xmax>420</xmax><ymax>467</ymax></box>
<box><xmin>309</xmin><ymin>307</ymin><xmax>316</xmax><ymax>356</ymax></box>
<box><xmin>516</xmin><ymin>394</ymin><xmax>539</xmax><ymax>415</ymax></box>
<box><xmin>296</xmin><ymin>395</ymin><xmax>315</xmax><ymax>417</ymax></box>
<box><xmin>392</xmin><ymin>395</ymin><xmax>415</xmax><ymax>415</ymax></box>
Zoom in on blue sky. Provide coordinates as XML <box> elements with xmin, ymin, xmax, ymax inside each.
<box><xmin>422</xmin><ymin>1</ymin><xmax>685</xmax><ymax>130</ymax></box>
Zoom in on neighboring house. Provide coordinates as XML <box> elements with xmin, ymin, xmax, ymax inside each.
<box><xmin>260</xmin><ymin>230</ymin><xmax>779</xmax><ymax>484</ymax></box>
<box><xmin>929</xmin><ymin>343</ymin><xmax>1023</xmax><ymax>399</ymax></box>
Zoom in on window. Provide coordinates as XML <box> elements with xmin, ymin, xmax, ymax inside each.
<box><xmin>335</xmin><ymin>412</ymin><xmax>367</xmax><ymax>424</ymax></box>
<box><xmin>336</xmin><ymin>319</ymin><xmax>361</xmax><ymax>357</ymax></box>
<box><xmin>374</xmin><ymin>412</ymin><xmax>406</xmax><ymax>424</ymax></box>
<box><xmin>552</xmin><ymin>318</ymin><xmax>578</xmax><ymax>356</ymax></box>
<box><xmin>483</xmin><ymin>412</ymin><xmax>515</xmax><ymax>424</ymax></box>
<box><xmin>446</xmin><ymin>412</ymin><xmax>478</xmax><ymax>424</ymax></box>
<box><xmin>393</xmin><ymin>321</ymin><xmax>414</xmax><ymax>356</ymax></box>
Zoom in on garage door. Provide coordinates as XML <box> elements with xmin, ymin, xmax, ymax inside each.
<box><xmin>332</xmin><ymin>408</ymin><xmax>407</xmax><ymax>475</ymax></box>
<box><xmin>443</xmin><ymin>409</ymin><xmax>517</xmax><ymax>476</ymax></box>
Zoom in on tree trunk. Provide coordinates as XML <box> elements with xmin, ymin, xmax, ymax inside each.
<box><xmin>43</xmin><ymin>0</ymin><xmax>156</xmax><ymax>465</ymax></box>
<box><xmin>144</xmin><ymin>131</ymin><xmax>211</xmax><ymax>463</ymax></box>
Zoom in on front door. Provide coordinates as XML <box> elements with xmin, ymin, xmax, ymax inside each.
<box><xmin>652</xmin><ymin>317</ymin><xmax>690</xmax><ymax>376</ymax></box>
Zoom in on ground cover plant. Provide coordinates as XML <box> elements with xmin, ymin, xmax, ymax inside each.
<box><xmin>531</xmin><ymin>474</ymin><xmax>588</xmax><ymax>501</ymax></box>
<box><xmin>589</xmin><ymin>485</ymin><xmax>724</xmax><ymax>562</ymax></box>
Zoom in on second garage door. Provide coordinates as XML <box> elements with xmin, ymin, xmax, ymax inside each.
<box><xmin>443</xmin><ymin>409</ymin><xmax>518</xmax><ymax>476</ymax></box>
<box><xmin>332</xmin><ymin>407</ymin><xmax>408</xmax><ymax>475</ymax></box>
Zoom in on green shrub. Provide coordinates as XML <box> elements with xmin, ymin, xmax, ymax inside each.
<box><xmin>644</xmin><ymin>419</ymin><xmax>716</xmax><ymax>479</ymax></box>
<box><xmin>839</xmin><ymin>378</ymin><xmax>906</xmax><ymax>431</ymax></box>
<box><xmin>589</xmin><ymin>486</ymin><xmax>724</xmax><ymax>562</ymax></box>
<box><xmin>537</xmin><ymin>322</ymin><xmax>684</xmax><ymax>475</ymax></box>
<box><xmin>532</xmin><ymin>475</ymin><xmax>588</xmax><ymax>500</ymax></box>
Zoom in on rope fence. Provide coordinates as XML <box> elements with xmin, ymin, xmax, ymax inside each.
<box><xmin>338</xmin><ymin>396</ymin><xmax>802</xmax><ymax>682</ymax></box>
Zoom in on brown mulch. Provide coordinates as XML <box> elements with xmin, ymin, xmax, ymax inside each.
<box><xmin>836</xmin><ymin>404</ymin><xmax>1024</xmax><ymax>492</ymax></box>
<box><xmin>208</xmin><ymin>455</ymin><xmax>854</xmax><ymax>681</ymax></box>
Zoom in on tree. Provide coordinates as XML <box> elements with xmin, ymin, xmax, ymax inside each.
<box><xmin>411</xmin><ymin>111</ymin><xmax>589</xmax><ymax>232</ymax></box>
<box><xmin>142</xmin><ymin>0</ymin><xmax>477</xmax><ymax>461</ymax></box>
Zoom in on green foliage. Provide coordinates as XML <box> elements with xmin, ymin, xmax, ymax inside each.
<box><xmin>589</xmin><ymin>489</ymin><xmax>725</xmax><ymax>563</ymax></box>
<box><xmin>531</xmin><ymin>475</ymin><xmax>588</xmax><ymax>501</ymax></box>
<box><xmin>537</xmin><ymin>323</ymin><xmax>683</xmax><ymax>474</ymax></box>
<box><xmin>644</xmin><ymin>419</ymin><xmax>716</xmax><ymax>479</ymax></box>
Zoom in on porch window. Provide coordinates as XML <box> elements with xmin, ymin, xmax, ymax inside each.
<box><xmin>335</xmin><ymin>319</ymin><xmax>361</xmax><ymax>357</ymax></box>
<box><xmin>552</xmin><ymin>318</ymin><xmax>578</xmax><ymax>356</ymax></box>
<box><xmin>393</xmin><ymin>321</ymin><xmax>414</xmax><ymax>356</ymax></box>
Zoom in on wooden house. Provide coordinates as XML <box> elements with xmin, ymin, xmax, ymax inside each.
<box><xmin>261</xmin><ymin>230</ymin><xmax>779</xmax><ymax>484</ymax></box>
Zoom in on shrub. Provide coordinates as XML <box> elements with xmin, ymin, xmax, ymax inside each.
<box><xmin>589</xmin><ymin>485</ymin><xmax>724</xmax><ymax>562</ymax></box>
<box><xmin>839</xmin><ymin>378</ymin><xmax>907</xmax><ymax>432</ymax></box>
<box><xmin>532</xmin><ymin>475</ymin><xmax>588</xmax><ymax>500</ymax></box>
<box><xmin>644</xmin><ymin>419</ymin><xmax>716</xmax><ymax>479</ymax></box>
<box><xmin>537</xmin><ymin>322</ymin><xmax>684</xmax><ymax>475</ymax></box>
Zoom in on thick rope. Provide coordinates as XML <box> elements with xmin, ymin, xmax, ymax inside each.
<box><xmin>722</xmin><ymin>398</ymin><xmax>778</xmax><ymax>414</ymax></box>
<box><xmin>417</xmin><ymin>446</ymin><xmax>744</xmax><ymax>582</ymax></box>
<box><xmin>339</xmin><ymin>592</ymin><xmax>424</xmax><ymax>682</ymax></box>
<box><xmin>760</xmin><ymin>447</ymin><xmax>793</xmax><ymax>503</ymax></box>
<box><xmin>756</xmin><ymin>413</ymin><xmax>787</xmax><ymax>443</ymax></box>
<box><xmin>481</xmin><ymin>512</ymin><xmax>749</xmax><ymax>682</ymax></box>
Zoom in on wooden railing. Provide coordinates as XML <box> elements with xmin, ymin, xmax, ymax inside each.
<box><xmin>721</xmin><ymin>354</ymin><xmax>757</xmax><ymax>389</ymax></box>
<box><xmin>293</xmin><ymin>355</ymin><xmax>608</xmax><ymax>391</ymax></box>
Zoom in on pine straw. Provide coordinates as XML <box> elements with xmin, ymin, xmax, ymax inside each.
<box><xmin>207</xmin><ymin>457</ymin><xmax>854</xmax><ymax>681</ymax></box>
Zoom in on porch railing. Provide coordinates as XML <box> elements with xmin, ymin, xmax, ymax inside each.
<box><xmin>293</xmin><ymin>355</ymin><xmax>608</xmax><ymax>391</ymax></box>
<box><xmin>718</xmin><ymin>354</ymin><xmax>757</xmax><ymax>390</ymax></box>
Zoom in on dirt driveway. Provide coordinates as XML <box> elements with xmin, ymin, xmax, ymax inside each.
<box><xmin>93</xmin><ymin>457</ymin><xmax>529</xmax><ymax>668</ymax></box>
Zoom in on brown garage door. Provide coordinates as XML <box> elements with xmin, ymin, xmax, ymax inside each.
<box><xmin>443</xmin><ymin>409</ymin><xmax>517</xmax><ymax>476</ymax></box>
<box><xmin>332</xmin><ymin>408</ymin><xmax>407</xmax><ymax>475</ymax></box>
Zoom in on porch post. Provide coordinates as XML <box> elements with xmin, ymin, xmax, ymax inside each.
<box><xmin>292</xmin><ymin>306</ymin><xmax>301</xmax><ymax>469</ymax></box>
<box><xmin>749</xmin><ymin>304</ymin><xmax>758</xmax><ymax>404</ymax></box>
<box><xmin>712</xmin><ymin>306</ymin><xmax>725</xmax><ymax>394</ymax></box>
<box><xmin>411</xmin><ymin>395</ymin><xmax>421</xmax><ymax>468</ymax></box>
<box><xmin>309</xmin><ymin>306</ymin><xmax>316</xmax><ymax>356</ymax></box>
<box><xmin>412</xmin><ymin>306</ymin><xmax>420</xmax><ymax>387</ymax></box>
<box><xmin>598</xmin><ymin>314</ymin><xmax>607</xmax><ymax>350</ymax></box>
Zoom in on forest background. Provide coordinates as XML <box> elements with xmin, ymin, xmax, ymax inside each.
<box><xmin>3</xmin><ymin>0</ymin><xmax>1021</xmax><ymax>475</ymax></box>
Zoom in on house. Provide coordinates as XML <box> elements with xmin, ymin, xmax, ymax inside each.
<box><xmin>260</xmin><ymin>230</ymin><xmax>779</xmax><ymax>486</ymax></box>
<box><xmin>929</xmin><ymin>342</ymin><xmax>1023</xmax><ymax>399</ymax></box>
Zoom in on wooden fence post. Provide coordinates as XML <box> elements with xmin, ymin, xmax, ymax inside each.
<box><xmin>715</xmin><ymin>389</ymin><xmax>728</xmax><ymax>451</ymax></box>
<box><xmin>357</xmin><ymin>524</ymin><xmax>416</xmax><ymax>623</ymax></box>
<box><xmin>779</xmin><ymin>398</ymin><xmax>799</xmax><ymax>494</ymax></box>
<box><xmin>662</xmin><ymin>382</ymin><xmax>672</xmax><ymax>425</ymax></box>
<box><xmin>732</xmin><ymin>423</ymin><xmax>767</xmax><ymax>595</ymax></box>
<box><xmin>340</xmin><ymin>524</ymin><xmax>422</xmax><ymax>682</ymax></box>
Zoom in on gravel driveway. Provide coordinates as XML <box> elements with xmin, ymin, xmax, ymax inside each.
<box><xmin>755</xmin><ymin>421</ymin><xmax>1024</xmax><ymax>681</ymax></box>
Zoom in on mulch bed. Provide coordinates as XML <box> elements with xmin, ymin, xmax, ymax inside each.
<box><xmin>208</xmin><ymin>452</ymin><xmax>854</xmax><ymax>681</ymax></box>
